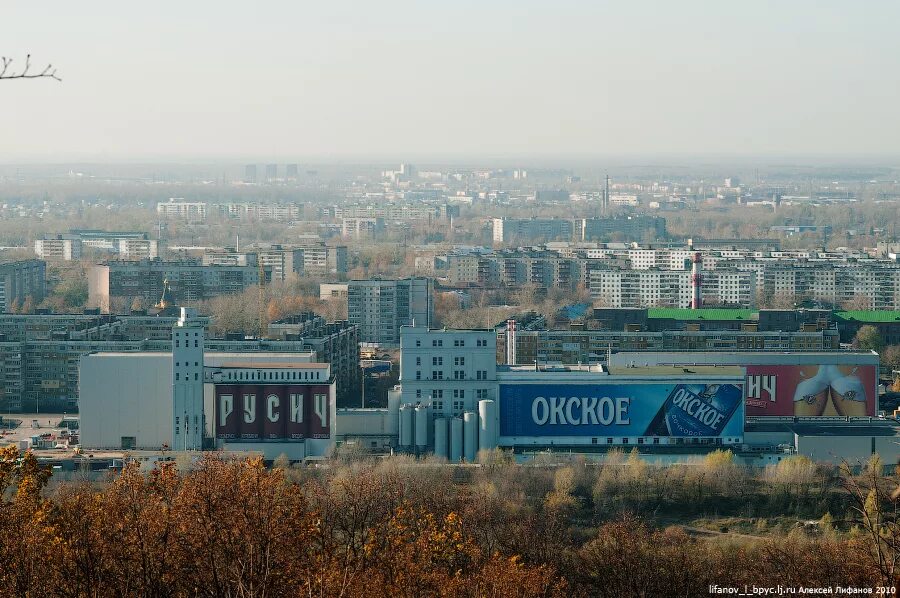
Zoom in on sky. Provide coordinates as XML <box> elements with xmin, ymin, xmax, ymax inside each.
<box><xmin>3</xmin><ymin>1</ymin><xmax>900</xmax><ymax>162</ymax></box>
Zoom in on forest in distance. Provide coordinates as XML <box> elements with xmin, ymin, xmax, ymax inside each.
<box><xmin>1</xmin><ymin>445</ymin><xmax>900</xmax><ymax>597</ymax></box>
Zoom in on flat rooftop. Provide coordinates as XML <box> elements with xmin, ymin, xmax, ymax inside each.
<box><xmin>746</xmin><ymin>419</ymin><xmax>900</xmax><ymax>437</ymax></box>
<box><xmin>606</xmin><ymin>364</ymin><xmax>744</xmax><ymax>377</ymax></box>
<box><xmin>218</xmin><ymin>362</ymin><xmax>328</xmax><ymax>369</ymax></box>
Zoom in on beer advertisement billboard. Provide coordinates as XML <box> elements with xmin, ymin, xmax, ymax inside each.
<box><xmin>499</xmin><ymin>382</ymin><xmax>744</xmax><ymax>438</ymax></box>
<box><xmin>215</xmin><ymin>384</ymin><xmax>331</xmax><ymax>441</ymax></box>
<box><xmin>744</xmin><ymin>364</ymin><xmax>876</xmax><ymax>417</ymax></box>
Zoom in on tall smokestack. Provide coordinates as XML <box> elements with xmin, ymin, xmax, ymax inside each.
<box><xmin>506</xmin><ymin>319</ymin><xmax>517</xmax><ymax>366</ymax></box>
<box><xmin>691</xmin><ymin>252</ymin><xmax>702</xmax><ymax>309</ymax></box>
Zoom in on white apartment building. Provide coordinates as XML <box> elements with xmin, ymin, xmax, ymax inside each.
<box><xmin>399</xmin><ymin>327</ymin><xmax>497</xmax><ymax>417</ymax></box>
<box><xmin>156</xmin><ymin>199</ymin><xmax>208</xmax><ymax>222</ymax></box>
<box><xmin>34</xmin><ymin>238</ymin><xmax>82</xmax><ymax>261</ymax></box>
<box><xmin>589</xmin><ymin>268</ymin><xmax>756</xmax><ymax>308</ymax></box>
<box><xmin>115</xmin><ymin>238</ymin><xmax>159</xmax><ymax>260</ymax></box>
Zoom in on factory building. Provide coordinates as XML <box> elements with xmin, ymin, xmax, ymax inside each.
<box><xmin>79</xmin><ymin>308</ymin><xmax>336</xmax><ymax>460</ymax></box>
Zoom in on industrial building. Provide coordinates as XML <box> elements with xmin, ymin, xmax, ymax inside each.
<box><xmin>0</xmin><ymin>310</ymin><xmax>359</xmax><ymax>412</ymax></box>
<box><xmin>79</xmin><ymin>308</ymin><xmax>336</xmax><ymax>460</ymax></box>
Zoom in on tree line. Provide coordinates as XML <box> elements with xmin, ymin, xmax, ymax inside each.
<box><xmin>2</xmin><ymin>446</ymin><xmax>900</xmax><ymax>596</ymax></box>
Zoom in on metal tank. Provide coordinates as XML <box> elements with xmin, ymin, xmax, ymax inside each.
<box><xmin>433</xmin><ymin>417</ymin><xmax>448</xmax><ymax>460</ymax></box>
<box><xmin>414</xmin><ymin>404</ymin><xmax>428</xmax><ymax>449</ymax></box>
<box><xmin>399</xmin><ymin>404</ymin><xmax>413</xmax><ymax>448</ymax></box>
<box><xmin>449</xmin><ymin>417</ymin><xmax>463</xmax><ymax>462</ymax></box>
<box><xmin>463</xmin><ymin>411</ymin><xmax>478</xmax><ymax>462</ymax></box>
<box><xmin>478</xmin><ymin>399</ymin><xmax>498</xmax><ymax>455</ymax></box>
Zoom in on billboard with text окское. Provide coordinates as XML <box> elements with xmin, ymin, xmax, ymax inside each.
<box><xmin>215</xmin><ymin>384</ymin><xmax>331</xmax><ymax>441</ymax></box>
<box><xmin>499</xmin><ymin>382</ymin><xmax>744</xmax><ymax>438</ymax></box>
<box><xmin>745</xmin><ymin>364</ymin><xmax>876</xmax><ymax>417</ymax></box>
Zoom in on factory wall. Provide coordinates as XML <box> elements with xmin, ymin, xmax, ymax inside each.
<box><xmin>79</xmin><ymin>353</ymin><xmax>172</xmax><ymax>449</ymax></box>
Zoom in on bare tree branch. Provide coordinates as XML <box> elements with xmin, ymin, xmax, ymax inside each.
<box><xmin>0</xmin><ymin>54</ymin><xmax>61</xmax><ymax>81</ymax></box>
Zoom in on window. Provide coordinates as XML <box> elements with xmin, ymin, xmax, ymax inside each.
<box><xmin>416</xmin><ymin>340</ymin><xmax>421</xmax><ymax>347</ymax></box>
<box><xmin>432</xmin><ymin>370</ymin><xmax>443</xmax><ymax>380</ymax></box>
<box><xmin>453</xmin><ymin>389</ymin><xmax>465</xmax><ymax>399</ymax></box>
<box><xmin>454</xmin><ymin>356</ymin><xmax>465</xmax><ymax>366</ymax></box>
<box><xmin>175</xmin><ymin>373</ymin><xmax>180</xmax><ymax>380</ymax></box>
<box><xmin>637</xmin><ymin>437</ymin><xmax>644</xmax><ymax>445</ymax></box>
<box><xmin>476</xmin><ymin>370</ymin><xmax>488</xmax><ymax>380</ymax></box>
<box><xmin>476</xmin><ymin>389</ymin><xmax>488</xmax><ymax>399</ymax></box>
<box><xmin>432</xmin><ymin>339</ymin><xmax>443</xmax><ymax>347</ymax></box>
<box><xmin>433</xmin><ymin>400</ymin><xmax>444</xmax><ymax>412</ymax></box>
<box><xmin>453</xmin><ymin>370</ymin><xmax>464</xmax><ymax>380</ymax></box>
<box><xmin>432</xmin><ymin>389</ymin><xmax>444</xmax><ymax>399</ymax></box>
<box><xmin>416</xmin><ymin>371</ymin><xmax>421</xmax><ymax>380</ymax></box>
<box><xmin>452</xmin><ymin>400</ymin><xmax>464</xmax><ymax>413</ymax></box>
<box><xmin>622</xmin><ymin>438</ymin><xmax>629</xmax><ymax>444</ymax></box>
<box><xmin>477</xmin><ymin>338</ymin><xmax>487</xmax><ymax>347</ymax></box>
<box><xmin>416</xmin><ymin>357</ymin><xmax>421</xmax><ymax>366</ymax></box>
<box><xmin>416</xmin><ymin>389</ymin><xmax>422</xmax><ymax>398</ymax></box>
<box><xmin>432</xmin><ymin>356</ymin><xmax>443</xmax><ymax>366</ymax></box>
<box><xmin>454</xmin><ymin>339</ymin><xmax>465</xmax><ymax>347</ymax></box>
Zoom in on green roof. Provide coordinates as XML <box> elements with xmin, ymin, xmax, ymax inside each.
<box><xmin>647</xmin><ymin>308</ymin><xmax>755</xmax><ymax>321</ymax></box>
<box><xmin>835</xmin><ymin>310</ymin><xmax>900</xmax><ymax>323</ymax></box>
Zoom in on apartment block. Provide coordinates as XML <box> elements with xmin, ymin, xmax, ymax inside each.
<box><xmin>348</xmin><ymin>278</ymin><xmax>433</xmax><ymax>347</ymax></box>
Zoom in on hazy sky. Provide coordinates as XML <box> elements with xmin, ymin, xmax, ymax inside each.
<box><xmin>3</xmin><ymin>1</ymin><xmax>900</xmax><ymax>161</ymax></box>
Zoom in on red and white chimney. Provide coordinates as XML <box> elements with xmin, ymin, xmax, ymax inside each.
<box><xmin>691</xmin><ymin>252</ymin><xmax>702</xmax><ymax>309</ymax></box>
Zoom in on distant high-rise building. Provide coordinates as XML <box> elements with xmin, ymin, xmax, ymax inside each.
<box><xmin>265</xmin><ymin>164</ymin><xmax>277</xmax><ymax>183</ymax></box>
<box><xmin>348</xmin><ymin>278</ymin><xmax>433</xmax><ymax>347</ymax></box>
<box><xmin>244</xmin><ymin>164</ymin><xmax>257</xmax><ymax>184</ymax></box>
<box><xmin>0</xmin><ymin>260</ymin><xmax>46</xmax><ymax>313</ymax></box>
<box><xmin>285</xmin><ymin>164</ymin><xmax>299</xmax><ymax>180</ymax></box>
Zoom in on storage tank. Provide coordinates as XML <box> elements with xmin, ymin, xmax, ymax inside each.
<box><xmin>463</xmin><ymin>411</ymin><xmax>478</xmax><ymax>462</ymax></box>
<box><xmin>414</xmin><ymin>404</ymin><xmax>428</xmax><ymax>449</ymax></box>
<box><xmin>399</xmin><ymin>404</ymin><xmax>413</xmax><ymax>448</ymax></box>
<box><xmin>449</xmin><ymin>417</ymin><xmax>463</xmax><ymax>462</ymax></box>
<box><xmin>478</xmin><ymin>399</ymin><xmax>498</xmax><ymax>454</ymax></box>
<box><xmin>433</xmin><ymin>417</ymin><xmax>448</xmax><ymax>460</ymax></box>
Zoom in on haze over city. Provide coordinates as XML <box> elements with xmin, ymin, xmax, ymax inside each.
<box><xmin>5</xmin><ymin>0</ymin><xmax>900</xmax><ymax>161</ymax></box>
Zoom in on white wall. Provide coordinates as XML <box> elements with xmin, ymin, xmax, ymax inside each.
<box><xmin>80</xmin><ymin>354</ymin><xmax>172</xmax><ymax>449</ymax></box>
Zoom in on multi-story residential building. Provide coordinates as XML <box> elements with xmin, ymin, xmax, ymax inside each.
<box><xmin>88</xmin><ymin>259</ymin><xmax>261</xmax><ymax>313</ymax></box>
<box><xmin>578</xmin><ymin>216</ymin><xmax>667</xmax><ymax>241</ymax></box>
<box><xmin>0</xmin><ymin>260</ymin><xmax>46</xmax><ymax>312</ymax></box>
<box><xmin>399</xmin><ymin>326</ymin><xmax>497</xmax><ymax>416</ymax></box>
<box><xmin>588</xmin><ymin>267</ymin><xmax>756</xmax><ymax>308</ymax></box>
<box><xmin>342</xmin><ymin>217</ymin><xmax>386</xmax><ymax>238</ymax></box>
<box><xmin>34</xmin><ymin>237</ymin><xmax>82</xmax><ymax>261</ymax></box>
<box><xmin>156</xmin><ymin>198</ymin><xmax>208</xmax><ymax>222</ymax></box>
<box><xmin>217</xmin><ymin>203</ymin><xmax>302</xmax><ymax>222</ymax></box>
<box><xmin>448</xmin><ymin>250</ymin><xmax>583</xmax><ymax>289</ymax></box>
<box><xmin>348</xmin><ymin>278</ymin><xmax>434</xmax><ymax>347</ymax></box>
<box><xmin>66</xmin><ymin>230</ymin><xmax>158</xmax><ymax>259</ymax></box>
<box><xmin>492</xmin><ymin>218</ymin><xmax>574</xmax><ymax>244</ymax></box>
<box><xmin>297</xmin><ymin>242</ymin><xmax>348</xmax><ymax>277</ymax></box>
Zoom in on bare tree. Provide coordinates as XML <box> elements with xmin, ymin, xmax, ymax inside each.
<box><xmin>0</xmin><ymin>54</ymin><xmax>61</xmax><ymax>81</ymax></box>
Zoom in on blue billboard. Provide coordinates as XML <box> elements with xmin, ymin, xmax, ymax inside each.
<box><xmin>499</xmin><ymin>382</ymin><xmax>744</xmax><ymax>438</ymax></box>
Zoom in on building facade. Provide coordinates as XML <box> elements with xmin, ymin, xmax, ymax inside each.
<box><xmin>348</xmin><ymin>278</ymin><xmax>434</xmax><ymax>347</ymax></box>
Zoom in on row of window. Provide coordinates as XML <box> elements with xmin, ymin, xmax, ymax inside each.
<box><xmin>415</xmin><ymin>388</ymin><xmax>490</xmax><ymax>400</ymax></box>
<box><xmin>414</xmin><ymin>338</ymin><xmax>490</xmax><ymax>348</ymax></box>
<box><xmin>415</xmin><ymin>369</ymin><xmax>489</xmax><ymax>380</ymax></box>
